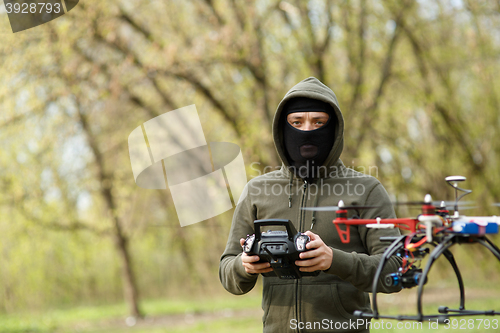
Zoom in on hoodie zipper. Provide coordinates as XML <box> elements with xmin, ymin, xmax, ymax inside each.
<box><xmin>296</xmin><ymin>179</ymin><xmax>308</xmax><ymax>333</ymax></box>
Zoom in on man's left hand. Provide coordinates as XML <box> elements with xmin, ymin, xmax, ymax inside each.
<box><xmin>295</xmin><ymin>231</ymin><xmax>333</xmax><ymax>272</ymax></box>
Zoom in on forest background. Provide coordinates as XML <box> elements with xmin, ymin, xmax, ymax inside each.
<box><xmin>1</xmin><ymin>0</ymin><xmax>500</xmax><ymax>331</ymax></box>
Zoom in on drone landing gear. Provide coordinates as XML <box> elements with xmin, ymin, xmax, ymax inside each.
<box><xmin>357</xmin><ymin>233</ymin><xmax>500</xmax><ymax>322</ymax></box>
<box><xmin>438</xmin><ymin>306</ymin><xmax>500</xmax><ymax>316</ymax></box>
<box><xmin>416</xmin><ymin>234</ymin><xmax>500</xmax><ymax>319</ymax></box>
<box><xmin>416</xmin><ymin>234</ymin><xmax>464</xmax><ymax>320</ymax></box>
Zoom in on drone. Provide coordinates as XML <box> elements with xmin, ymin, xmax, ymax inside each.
<box><xmin>304</xmin><ymin>176</ymin><xmax>500</xmax><ymax>322</ymax></box>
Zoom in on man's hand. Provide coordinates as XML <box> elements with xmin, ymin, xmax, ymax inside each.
<box><xmin>240</xmin><ymin>238</ymin><xmax>274</xmax><ymax>274</ymax></box>
<box><xmin>295</xmin><ymin>231</ymin><xmax>333</xmax><ymax>272</ymax></box>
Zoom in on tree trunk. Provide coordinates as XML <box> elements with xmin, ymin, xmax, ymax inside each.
<box><xmin>77</xmin><ymin>106</ymin><xmax>143</xmax><ymax>318</ymax></box>
<box><xmin>113</xmin><ymin>226</ymin><xmax>142</xmax><ymax>318</ymax></box>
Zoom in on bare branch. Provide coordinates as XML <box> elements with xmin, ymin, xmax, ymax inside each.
<box><xmin>348</xmin><ymin>0</ymin><xmax>367</xmax><ymax>112</ymax></box>
<box><xmin>351</xmin><ymin>7</ymin><xmax>404</xmax><ymax>156</ymax></box>
<box><xmin>230</xmin><ymin>0</ymin><xmax>246</xmax><ymax>31</ymax></box>
<box><xmin>201</xmin><ymin>0</ymin><xmax>226</xmax><ymax>25</ymax></box>
<box><xmin>17</xmin><ymin>203</ymin><xmax>111</xmax><ymax>236</ymax></box>
<box><xmin>100</xmin><ymin>17</ymin><xmax>242</xmax><ymax>138</ymax></box>
<box><xmin>399</xmin><ymin>12</ymin><xmax>500</xmax><ymax>202</ymax></box>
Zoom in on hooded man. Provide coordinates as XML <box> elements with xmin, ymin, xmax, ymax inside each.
<box><xmin>219</xmin><ymin>77</ymin><xmax>401</xmax><ymax>333</ymax></box>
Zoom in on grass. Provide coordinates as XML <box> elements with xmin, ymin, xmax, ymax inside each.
<box><xmin>1</xmin><ymin>287</ymin><xmax>500</xmax><ymax>333</ymax></box>
<box><xmin>81</xmin><ymin>317</ymin><xmax>263</xmax><ymax>333</ymax></box>
<box><xmin>0</xmin><ymin>292</ymin><xmax>262</xmax><ymax>333</ymax></box>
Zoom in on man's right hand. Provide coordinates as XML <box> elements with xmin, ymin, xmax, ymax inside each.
<box><xmin>240</xmin><ymin>238</ymin><xmax>274</xmax><ymax>274</ymax></box>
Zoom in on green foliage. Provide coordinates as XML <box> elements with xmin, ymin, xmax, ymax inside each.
<box><xmin>1</xmin><ymin>0</ymin><xmax>500</xmax><ymax>319</ymax></box>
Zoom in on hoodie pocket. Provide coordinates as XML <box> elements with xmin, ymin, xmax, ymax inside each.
<box><xmin>330</xmin><ymin>283</ymin><xmax>360</xmax><ymax>320</ymax></box>
<box><xmin>335</xmin><ymin>282</ymin><xmax>371</xmax><ymax>317</ymax></box>
<box><xmin>299</xmin><ymin>283</ymin><xmax>361</xmax><ymax>326</ymax></box>
<box><xmin>263</xmin><ymin>284</ymin><xmax>296</xmax><ymax>330</ymax></box>
<box><xmin>262</xmin><ymin>285</ymin><xmax>273</xmax><ymax>323</ymax></box>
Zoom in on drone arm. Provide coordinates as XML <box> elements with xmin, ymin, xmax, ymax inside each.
<box><xmin>325</xmin><ymin>182</ymin><xmax>402</xmax><ymax>292</ymax></box>
<box><xmin>333</xmin><ymin>218</ymin><xmax>418</xmax><ymax>233</ymax></box>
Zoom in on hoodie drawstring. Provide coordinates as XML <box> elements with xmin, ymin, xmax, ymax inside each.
<box><xmin>311</xmin><ymin>193</ymin><xmax>318</xmax><ymax>230</ymax></box>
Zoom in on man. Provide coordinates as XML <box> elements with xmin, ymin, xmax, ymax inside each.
<box><xmin>219</xmin><ymin>77</ymin><xmax>401</xmax><ymax>332</ymax></box>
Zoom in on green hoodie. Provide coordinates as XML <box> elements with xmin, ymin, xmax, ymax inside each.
<box><xmin>219</xmin><ymin>77</ymin><xmax>401</xmax><ymax>333</ymax></box>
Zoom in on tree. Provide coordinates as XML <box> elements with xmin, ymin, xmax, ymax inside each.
<box><xmin>1</xmin><ymin>0</ymin><xmax>500</xmax><ymax>316</ymax></box>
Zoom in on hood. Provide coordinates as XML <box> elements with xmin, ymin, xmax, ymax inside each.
<box><xmin>272</xmin><ymin>77</ymin><xmax>344</xmax><ymax>176</ymax></box>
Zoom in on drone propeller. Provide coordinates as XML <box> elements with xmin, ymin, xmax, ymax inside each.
<box><xmin>442</xmin><ymin>206</ymin><xmax>477</xmax><ymax>211</ymax></box>
<box><xmin>395</xmin><ymin>206</ymin><xmax>478</xmax><ymax>212</ymax></box>
<box><xmin>301</xmin><ymin>205</ymin><xmax>380</xmax><ymax>212</ymax></box>
<box><xmin>301</xmin><ymin>200</ymin><xmax>380</xmax><ymax>211</ymax></box>
<box><xmin>392</xmin><ymin>200</ymin><xmax>474</xmax><ymax>207</ymax></box>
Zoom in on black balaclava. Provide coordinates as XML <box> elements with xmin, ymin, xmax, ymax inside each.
<box><xmin>281</xmin><ymin>97</ymin><xmax>336</xmax><ymax>182</ymax></box>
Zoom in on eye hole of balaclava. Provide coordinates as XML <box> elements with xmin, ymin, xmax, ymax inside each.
<box><xmin>281</xmin><ymin>97</ymin><xmax>336</xmax><ymax>181</ymax></box>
